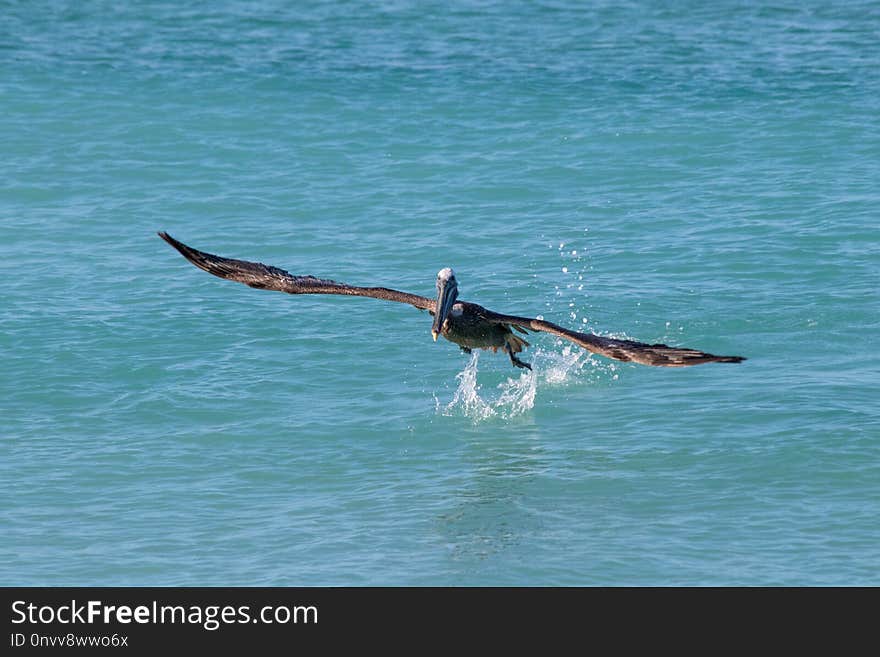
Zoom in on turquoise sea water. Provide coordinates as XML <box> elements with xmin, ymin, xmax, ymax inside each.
<box><xmin>2</xmin><ymin>1</ymin><xmax>878</xmax><ymax>585</ymax></box>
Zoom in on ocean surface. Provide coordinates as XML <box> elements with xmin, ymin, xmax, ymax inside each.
<box><xmin>2</xmin><ymin>0</ymin><xmax>878</xmax><ymax>586</ymax></box>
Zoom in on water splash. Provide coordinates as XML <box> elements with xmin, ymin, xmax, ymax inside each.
<box><xmin>540</xmin><ymin>344</ymin><xmax>585</xmax><ymax>384</ymax></box>
<box><xmin>438</xmin><ymin>346</ymin><xmax>601</xmax><ymax>422</ymax></box>
<box><xmin>545</xmin><ymin>233</ymin><xmax>595</xmax><ymax>332</ymax></box>
<box><xmin>440</xmin><ymin>352</ymin><xmax>497</xmax><ymax>422</ymax></box>
<box><xmin>494</xmin><ymin>363</ymin><xmax>537</xmax><ymax>417</ymax></box>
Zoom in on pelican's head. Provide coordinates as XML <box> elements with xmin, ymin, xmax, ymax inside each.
<box><xmin>431</xmin><ymin>267</ymin><xmax>458</xmax><ymax>341</ymax></box>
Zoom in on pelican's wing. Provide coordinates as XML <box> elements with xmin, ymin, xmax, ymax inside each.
<box><xmin>476</xmin><ymin>307</ymin><xmax>745</xmax><ymax>367</ymax></box>
<box><xmin>159</xmin><ymin>232</ymin><xmax>435</xmax><ymax>311</ymax></box>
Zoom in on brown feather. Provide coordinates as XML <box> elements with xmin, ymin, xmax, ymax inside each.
<box><xmin>158</xmin><ymin>232</ymin><xmax>435</xmax><ymax>311</ymax></box>
<box><xmin>475</xmin><ymin>308</ymin><xmax>745</xmax><ymax>367</ymax></box>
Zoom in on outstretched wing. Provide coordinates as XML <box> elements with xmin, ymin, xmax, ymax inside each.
<box><xmin>476</xmin><ymin>307</ymin><xmax>745</xmax><ymax>367</ymax></box>
<box><xmin>158</xmin><ymin>232</ymin><xmax>435</xmax><ymax>311</ymax></box>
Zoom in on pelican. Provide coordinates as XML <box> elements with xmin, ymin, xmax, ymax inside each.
<box><xmin>158</xmin><ymin>232</ymin><xmax>745</xmax><ymax>370</ymax></box>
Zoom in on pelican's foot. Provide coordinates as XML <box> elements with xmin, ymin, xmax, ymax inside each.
<box><xmin>459</xmin><ymin>346</ymin><xmax>473</xmax><ymax>354</ymax></box>
<box><xmin>508</xmin><ymin>352</ymin><xmax>532</xmax><ymax>371</ymax></box>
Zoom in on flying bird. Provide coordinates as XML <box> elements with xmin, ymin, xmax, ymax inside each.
<box><xmin>158</xmin><ymin>232</ymin><xmax>745</xmax><ymax>370</ymax></box>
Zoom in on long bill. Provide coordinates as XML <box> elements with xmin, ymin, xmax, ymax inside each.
<box><xmin>431</xmin><ymin>279</ymin><xmax>457</xmax><ymax>342</ymax></box>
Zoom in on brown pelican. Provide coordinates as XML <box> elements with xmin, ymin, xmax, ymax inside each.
<box><xmin>158</xmin><ymin>232</ymin><xmax>745</xmax><ymax>370</ymax></box>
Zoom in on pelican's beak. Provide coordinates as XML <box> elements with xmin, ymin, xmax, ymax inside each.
<box><xmin>431</xmin><ymin>275</ymin><xmax>457</xmax><ymax>342</ymax></box>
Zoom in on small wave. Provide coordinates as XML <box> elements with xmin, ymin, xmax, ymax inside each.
<box><xmin>437</xmin><ymin>345</ymin><xmax>611</xmax><ymax>421</ymax></box>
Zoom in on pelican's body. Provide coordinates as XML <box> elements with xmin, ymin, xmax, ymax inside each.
<box><xmin>438</xmin><ymin>301</ymin><xmax>531</xmax><ymax>368</ymax></box>
<box><xmin>158</xmin><ymin>232</ymin><xmax>745</xmax><ymax>371</ymax></box>
<box><xmin>428</xmin><ymin>267</ymin><xmax>532</xmax><ymax>368</ymax></box>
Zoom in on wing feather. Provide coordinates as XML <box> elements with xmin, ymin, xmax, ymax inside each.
<box><xmin>475</xmin><ymin>307</ymin><xmax>745</xmax><ymax>367</ymax></box>
<box><xmin>158</xmin><ymin>232</ymin><xmax>435</xmax><ymax>311</ymax></box>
